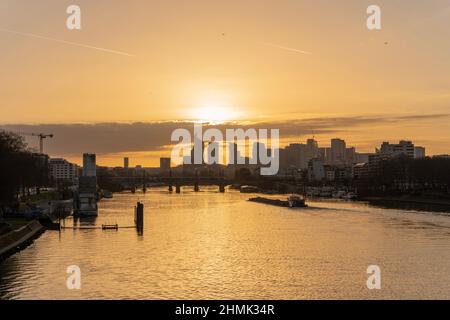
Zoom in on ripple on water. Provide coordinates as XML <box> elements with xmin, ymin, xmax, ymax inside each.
<box><xmin>1</xmin><ymin>189</ymin><xmax>450</xmax><ymax>299</ymax></box>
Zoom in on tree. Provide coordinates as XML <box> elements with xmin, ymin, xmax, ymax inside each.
<box><xmin>0</xmin><ymin>131</ymin><xmax>27</xmax><ymax>206</ymax></box>
<box><xmin>0</xmin><ymin>131</ymin><xmax>49</xmax><ymax>216</ymax></box>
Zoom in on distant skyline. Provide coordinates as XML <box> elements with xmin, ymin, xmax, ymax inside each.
<box><xmin>1</xmin><ymin>0</ymin><xmax>450</xmax><ymax>165</ymax></box>
<box><xmin>1</xmin><ymin>113</ymin><xmax>447</xmax><ymax>167</ymax></box>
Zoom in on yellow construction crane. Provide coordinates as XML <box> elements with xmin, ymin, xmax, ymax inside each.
<box><xmin>16</xmin><ymin>132</ymin><xmax>54</xmax><ymax>154</ymax></box>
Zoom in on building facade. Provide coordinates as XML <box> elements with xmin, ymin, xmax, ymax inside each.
<box><xmin>414</xmin><ymin>146</ymin><xmax>426</xmax><ymax>159</ymax></box>
<box><xmin>49</xmin><ymin>158</ymin><xmax>78</xmax><ymax>182</ymax></box>
<box><xmin>378</xmin><ymin>140</ymin><xmax>415</xmax><ymax>158</ymax></box>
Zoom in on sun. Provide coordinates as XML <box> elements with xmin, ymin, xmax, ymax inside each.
<box><xmin>186</xmin><ymin>89</ymin><xmax>243</xmax><ymax>123</ymax></box>
<box><xmin>192</xmin><ymin>106</ymin><xmax>238</xmax><ymax>123</ymax></box>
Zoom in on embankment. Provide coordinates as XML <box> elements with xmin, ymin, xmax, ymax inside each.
<box><xmin>361</xmin><ymin>196</ymin><xmax>450</xmax><ymax>207</ymax></box>
<box><xmin>0</xmin><ymin>220</ymin><xmax>44</xmax><ymax>261</ymax></box>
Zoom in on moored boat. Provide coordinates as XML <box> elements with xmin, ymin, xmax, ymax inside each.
<box><xmin>103</xmin><ymin>191</ymin><xmax>113</xmax><ymax>199</ymax></box>
<box><xmin>343</xmin><ymin>192</ymin><xmax>358</xmax><ymax>200</ymax></box>
<box><xmin>288</xmin><ymin>195</ymin><xmax>308</xmax><ymax>208</ymax></box>
<box><xmin>240</xmin><ymin>185</ymin><xmax>259</xmax><ymax>193</ymax></box>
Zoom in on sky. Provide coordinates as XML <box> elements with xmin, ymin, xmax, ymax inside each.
<box><xmin>1</xmin><ymin>0</ymin><xmax>450</xmax><ymax>166</ymax></box>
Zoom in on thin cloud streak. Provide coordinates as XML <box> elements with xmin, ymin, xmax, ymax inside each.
<box><xmin>0</xmin><ymin>27</ymin><xmax>135</xmax><ymax>57</ymax></box>
<box><xmin>263</xmin><ymin>42</ymin><xmax>312</xmax><ymax>55</ymax></box>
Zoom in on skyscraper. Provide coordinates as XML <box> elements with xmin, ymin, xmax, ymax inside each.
<box><xmin>306</xmin><ymin>138</ymin><xmax>319</xmax><ymax>158</ymax></box>
<box><xmin>331</xmin><ymin>139</ymin><xmax>346</xmax><ymax>165</ymax></box>
<box><xmin>82</xmin><ymin>153</ymin><xmax>96</xmax><ymax>177</ymax></box>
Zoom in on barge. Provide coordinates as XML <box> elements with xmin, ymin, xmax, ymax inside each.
<box><xmin>249</xmin><ymin>195</ymin><xmax>308</xmax><ymax>208</ymax></box>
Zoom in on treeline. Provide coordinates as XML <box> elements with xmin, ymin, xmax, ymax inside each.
<box><xmin>369</xmin><ymin>155</ymin><xmax>450</xmax><ymax>194</ymax></box>
<box><xmin>0</xmin><ymin>131</ymin><xmax>49</xmax><ymax>211</ymax></box>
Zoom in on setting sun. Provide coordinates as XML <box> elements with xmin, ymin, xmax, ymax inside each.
<box><xmin>191</xmin><ymin>106</ymin><xmax>240</xmax><ymax>123</ymax></box>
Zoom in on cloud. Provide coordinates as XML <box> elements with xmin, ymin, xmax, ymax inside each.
<box><xmin>1</xmin><ymin>113</ymin><xmax>449</xmax><ymax>157</ymax></box>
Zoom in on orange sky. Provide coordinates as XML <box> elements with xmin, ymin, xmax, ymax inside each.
<box><xmin>1</xmin><ymin>0</ymin><xmax>450</xmax><ymax>166</ymax></box>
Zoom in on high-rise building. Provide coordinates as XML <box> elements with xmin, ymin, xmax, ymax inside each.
<box><xmin>284</xmin><ymin>144</ymin><xmax>305</xmax><ymax>169</ymax></box>
<box><xmin>308</xmin><ymin>159</ymin><xmax>325</xmax><ymax>181</ymax></box>
<box><xmin>82</xmin><ymin>153</ymin><xmax>96</xmax><ymax>177</ymax></box>
<box><xmin>345</xmin><ymin>147</ymin><xmax>356</xmax><ymax>165</ymax></box>
<box><xmin>252</xmin><ymin>142</ymin><xmax>270</xmax><ymax>165</ymax></box>
<box><xmin>78</xmin><ymin>153</ymin><xmax>98</xmax><ymax>216</ymax></box>
<box><xmin>306</xmin><ymin>138</ymin><xmax>319</xmax><ymax>159</ymax></box>
<box><xmin>414</xmin><ymin>146</ymin><xmax>426</xmax><ymax>159</ymax></box>
<box><xmin>318</xmin><ymin>147</ymin><xmax>330</xmax><ymax>162</ymax></box>
<box><xmin>124</xmin><ymin>157</ymin><xmax>129</xmax><ymax>169</ymax></box>
<box><xmin>378</xmin><ymin>141</ymin><xmax>415</xmax><ymax>158</ymax></box>
<box><xmin>330</xmin><ymin>138</ymin><xmax>346</xmax><ymax>165</ymax></box>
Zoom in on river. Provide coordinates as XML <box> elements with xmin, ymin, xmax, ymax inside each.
<box><xmin>0</xmin><ymin>187</ymin><xmax>449</xmax><ymax>299</ymax></box>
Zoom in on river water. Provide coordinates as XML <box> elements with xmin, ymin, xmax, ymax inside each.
<box><xmin>1</xmin><ymin>187</ymin><xmax>449</xmax><ymax>300</ymax></box>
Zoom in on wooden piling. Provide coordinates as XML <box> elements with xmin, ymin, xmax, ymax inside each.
<box><xmin>135</xmin><ymin>202</ymin><xmax>144</xmax><ymax>235</ymax></box>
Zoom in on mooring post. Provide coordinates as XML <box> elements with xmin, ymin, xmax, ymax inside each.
<box><xmin>176</xmin><ymin>182</ymin><xmax>181</xmax><ymax>194</ymax></box>
<box><xmin>194</xmin><ymin>170</ymin><xmax>199</xmax><ymax>192</ymax></box>
<box><xmin>168</xmin><ymin>169</ymin><xmax>173</xmax><ymax>192</ymax></box>
<box><xmin>135</xmin><ymin>202</ymin><xmax>144</xmax><ymax>235</ymax></box>
<box><xmin>58</xmin><ymin>204</ymin><xmax>62</xmax><ymax>232</ymax></box>
<box><xmin>219</xmin><ymin>183</ymin><xmax>225</xmax><ymax>193</ymax></box>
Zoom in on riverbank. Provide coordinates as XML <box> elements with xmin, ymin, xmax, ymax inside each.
<box><xmin>361</xmin><ymin>195</ymin><xmax>450</xmax><ymax>207</ymax></box>
<box><xmin>0</xmin><ymin>220</ymin><xmax>44</xmax><ymax>261</ymax></box>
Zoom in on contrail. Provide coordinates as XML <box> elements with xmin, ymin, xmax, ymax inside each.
<box><xmin>0</xmin><ymin>27</ymin><xmax>135</xmax><ymax>57</ymax></box>
<box><xmin>263</xmin><ymin>42</ymin><xmax>312</xmax><ymax>55</ymax></box>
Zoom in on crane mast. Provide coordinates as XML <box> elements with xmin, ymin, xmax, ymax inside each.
<box><xmin>14</xmin><ymin>132</ymin><xmax>54</xmax><ymax>154</ymax></box>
